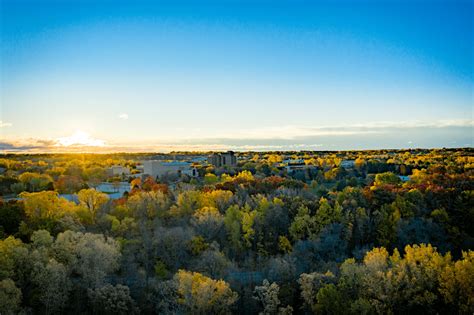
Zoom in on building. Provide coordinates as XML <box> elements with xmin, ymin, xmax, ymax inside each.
<box><xmin>208</xmin><ymin>151</ymin><xmax>237</xmax><ymax>168</ymax></box>
<box><xmin>191</xmin><ymin>156</ymin><xmax>208</xmax><ymax>163</ymax></box>
<box><xmin>398</xmin><ymin>175</ymin><xmax>410</xmax><ymax>182</ymax></box>
<box><xmin>282</xmin><ymin>159</ymin><xmax>307</xmax><ymax>172</ymax></box>
<box><xmin>340</xmin><ymin>160</ymin><xmax>356</xmax><ymax>169</ymax></box>
<box><xmin>142</xmin><ymin>160</ymin><xmax>198</xmax><ymax>179</ymax></box>
<box><xmin>96</xmin><ymin>182</ymin><xmax>131</xmax><ymax>195</ymax></box>
<box><xmin>106</xmin><ymin>165</ymin><xmax>131</xmax><ymax>177</ymax></box>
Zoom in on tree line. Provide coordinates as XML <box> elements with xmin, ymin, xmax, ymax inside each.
<box><xmin>0</xmin><ymin>149</ymin><xmax>473</xmax><ymax>314</ymax></box>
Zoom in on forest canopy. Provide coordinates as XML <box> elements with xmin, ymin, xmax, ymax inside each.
<box><xmin>0</xmin><ymin>149</ymin><xmax>473</xmax><ymax>314</ymax></box>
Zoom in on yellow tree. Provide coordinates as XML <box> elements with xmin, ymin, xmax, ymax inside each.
<box><xmin>235</xmin><ymin>170</ymin><xmax>254</xmax><ymax>182</ymax></box>
<box><xmin>20</xmin><ymin>191</ymin><xmax>78</xmax><ymax>222</ymax></box>
<box><xmin>175</xmin><ymin>270</ymin><xmax>238</xmax><ymax>314</ymax></box>
<box><xmin>18</xmin><ymin>172</ymin><xmax>53</xmax><ymax>192</ymax></box>
<box><xmin>77</xmin><ymin>188</ymin><xmax>109</xmax><ymax>223</ymax></box>
<box><xmin>439</xmin><ymin>251</ymin><xmax>474</xmax><ymax>313</ymax></box>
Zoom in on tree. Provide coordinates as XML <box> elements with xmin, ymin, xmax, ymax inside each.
<box><xmin>174</xmin><ymin>270</ymin><xmax>238</xmax><ymax>314</ymax></box>
<box><xmin>204</xmin><ymin>173</ymin><xmax>219</xmax><ymax>185</ymax></box>
<box><xmin>77</xmin><ymin>188</ymin><xmax>109</xmax><ymax>224</ymax></box>
<box><xmin>147</xmin><ymin>279</ymin><xmax>182</xmax><ymax>314</ymax></box>
<box><xmin>315</xmin><ymin>283</ymin><xmax>346</xmax><ymax>314</ymax></box>
<box><xmin>354</xmin><ymin>158</ymin><xmax>366</xmax><ymax>170</ymax></box>
<box><xmin>191</xmin><ymin>206</ymin><xmax>224</xmax><ymax>241</ymax></box>
<box><xmin>20</xmin><ymin>191</ymin><xmax>78</xmax><ymax>228</ymax></box>
<box><xmin>374</xmin><ymin>172</ymin><xmax>401</xmax><ymax>186</ymax></box>
<box><xmin>83</xmin><ymin>166</ymin><xmax>106</xmax><ymax>187</ymax></box>
<box><xmin>235</xmin><ymin>170</ymin><xmax>254</xmax><ymax>182</ymax></box>
<box><xmin>298</xmin><ymin>271</ymin><xmax>336</xmax><ymax>313</ymax></box>
<box><xmin>10</xmin><ymin>182</ymin><xmax>26</xmax><ymax>194</ymax></box>
<box><xmin>127</xmin><ymin>190</ymin><xmax>169</xmax><ymax>220</ymax></box>
<box><xmin>32</xmin><ymin>258</ymin><xmax>71</xmax><ymax>314</ymax></box>
<box><xmin>289</xmin><ymin>205</ymin><xmax>317</xmax><ymax>241</ymax></box>
<box><xmin>0</xmin><ymin>236</ymin><xmax>28</xmax><ymax>280</ymax></box>
<box><xmin>18</xmin><ymin>172</ymin><xmax>53</xmax><ymax>192</ymax></box>
<box><xmin>278</xmin><ymin>236</ymin><xmax>292</xmax><ymax>254</ymax></box>
<box><xmin>0</xmin><ymin>200</ymin><xmax>24</xmax><ymax>236</ymax></box>
<box><xmin>439</xmin><ymin>251</ymin><xmax>474</xmax><ymax>313</ymax></box>
<box><xmin>242</xmin><ymin>209</ymin><xmax>257</xmax><ymax>249</ymax></box>
<box><xmin>254</xmin><ymin>279</ymin><xmax>293</xmax><ymax>315</ymax></box>
<box><xmin>374</xmin><ymin>203</ymin><xmax>400</xmax><ymax>248</ymax></box>
<box><xmin>314</xmin><ymin>198</ymin><xmax>342</xmax><ymax>234</ymax></box>
<box><xmin>154</xmin><ymin>226</ymin><xmax>193</xmax><ymax>271</ymax></box>
<box><xmin>193</xmin><ymin>247</ymin><xmax>233</xmax><ymax>279</ymax></box>
<box><xmin>0</xmin><ymin>278</ymin><xmax>22</xmax><ymax>315</ymax></box>
<box><xmin>53</xmin><ymin>230</ymin><xmax>121</xmax><ymax>288</ymax></box>
<box><xmin>329</xmin><ymin>244</ymin><xmax>461</xmax><ymax>314</ymax></box>
<box><xmin>88</xmin><ymin>284</ymin><xmax>138</xmax><ymax>315</ymax></box>
<box><xmin>224</xmin><ymin>205</ymin><xmax>243</xmax><ymax>255</ymax></box>
<box><xmin>54</xmin><ymin>175</ymin><xmax>84</xmax><ymax>194</ymax></box>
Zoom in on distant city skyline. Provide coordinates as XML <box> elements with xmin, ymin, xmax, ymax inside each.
<box><xmin>1</xmin><ymin>0</ymin><xmax>472</xmax><ymax>152</ymax></box>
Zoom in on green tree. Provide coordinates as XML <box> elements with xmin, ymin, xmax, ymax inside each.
<box><xmin>32</xmin><ymin>258</ymin><xmax>71</xmax><ymax>314</ymax></box>
<box><xmin>0</xmin><ymin>278</ymin><xmax>22</xmax><ymax>315</ymax></box>
<box><xmin>289</xmin><ymin>205</ymin><xmax>317</xmax><ymax>241</ymax></box>
<box><xmin>374</xmin><ymin>172</ymin><xmax>401</xmax><ymax>186</ymax></box>
<box><xmin>88</xmin><ymin>284</ymin><xmax>138</xmax><ymax>315</ymax></box>
<box><xmin>224</xmin><ymin>205</ymin><xmax>243</xmax><ymax>254</ymax></box>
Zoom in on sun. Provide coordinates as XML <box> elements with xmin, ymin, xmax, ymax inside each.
<box><xmin>56</xmin><ymin>130</ymin><xmax>105</xmax><ymax>147</ymax></box>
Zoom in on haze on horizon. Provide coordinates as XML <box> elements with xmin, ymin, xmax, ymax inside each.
<box><xmin>1</xmin><ymin>0</ymin><xmax>473</xmax><ymax>153</ymax></box>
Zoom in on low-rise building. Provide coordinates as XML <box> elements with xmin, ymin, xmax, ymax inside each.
<box><xmin>398</xmin><ymin>175</ymin><xmax>410</xmax><ymax>182</ymax></box>
<box><xmin>208</xmin><ymin>151</ymin><xmax>237</xmax><ymax>168</ymax></box>
<box><xmin>340</xmin><ymin>160</ymin><xmax>356</xmax><ymax>169</ymax></box>
<box><xmin>282</xmin><ymin>159</ymin><xmax>307</xmax><ymax>172</ymax></box>
<box><xmin>107</xmin><ymin>165</ymin><xmax>131</xmax><ymax>177</ymax></box>
<box><xmin>96</xmin><ymin>182</ymin><xmax>131</xmax><ymax>194</ymax></box>
<box><xmin>143</xmin><ymin>160</ymin><xmax>198</xmax><ymax>179</ymax></box>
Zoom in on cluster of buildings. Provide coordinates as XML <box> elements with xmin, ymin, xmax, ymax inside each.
<box><xmin>207</xmin><ymin>151</ymin><xmax>237</xmax><ymax>168</ymax></box>
<box><xmin>273</xmin><ymin>158</ymin><xmax>357</xmax><ymax>175</ymax></box>
<box><xmin>140</xmin><ymin>151</ymin><xmax>237</xmax><ymax>180</ymax></box>
<box><xmin>106</xmin><ymin>153</ymin><xmax>362</xmax><ymax>182</ymax></box>
<box><xmin>103</xmin><ymin>152</ymin><xmax>238</xmax><ymax>183</ymax></box>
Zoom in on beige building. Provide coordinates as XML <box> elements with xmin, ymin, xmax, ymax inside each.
<box><xmin>107</xmin><ymin>165</ymin><xmax>131</xmax><ymax>177</ymax></box>
<box><xmin>142</xmin><ymin>160</ymin><xmax>198</xmax><ymax>179</ymax></box>
<box><xmin>208</xmin><ymin>151</ymin><xmax>237</xmax><ymax>168</ymax></box>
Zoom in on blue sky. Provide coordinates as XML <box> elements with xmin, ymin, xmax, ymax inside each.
<box><xmin>1</xmin><ymin>0</ymin><xmax>472</xmax><ymax>152</ymax></box>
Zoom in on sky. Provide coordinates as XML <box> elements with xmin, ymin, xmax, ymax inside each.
<box><xmin>0</xmin><ymin>0</ymin><xmax>473</xmax><ymax>152</ymax></box>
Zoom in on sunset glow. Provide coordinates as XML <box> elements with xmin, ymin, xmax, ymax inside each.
<box><xmin>56</xmin><ymin>131</ymin><xmax>105</xmax><ymax>147</ymax></box>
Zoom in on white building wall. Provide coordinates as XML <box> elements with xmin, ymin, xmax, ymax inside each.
<box><xmin>143</xmin><ymin>160</ymin><xmax>198</xmax><ymax>178</ymax></box>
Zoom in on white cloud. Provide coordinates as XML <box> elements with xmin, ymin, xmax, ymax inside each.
<box><xmin>351</xmin><ymin>119</ymin><xmax>474</xmax><ymax>129</ymax></box>
<box><xmin>0</xmin><ymin>121</ymin><xmax>12</xmax><ymax>128</ymax></box>
<box><xmin>196</xmin><ymin>119</ymin><xmax>474</xmax><ymax>141</ymax></box>
<box><xmin>118</xmin><ymin>113</ymin><xmax>129</xmax><ymax>120</ymax></box>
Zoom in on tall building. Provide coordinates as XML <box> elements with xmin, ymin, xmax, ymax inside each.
<box><xmin>208</xmin><ymin>151</ymin><xmax>237</xmax><ymax>168</ymax></box>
